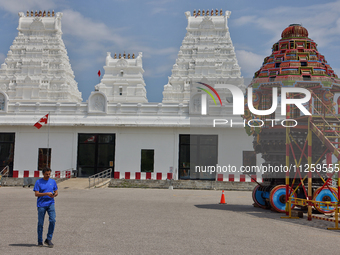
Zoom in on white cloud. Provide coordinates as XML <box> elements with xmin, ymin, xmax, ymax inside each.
<box><xmin>61</xmin><ymin>9</ymin><xmax>178</xmax><ymax>60</ymax></box>
<box><xmin>234</xmin><ymin>1</ymin><xmax>340</xmax><ymax>48</ymax></box>
<box><xmin>235</xmin><ymin>50</ymin><xmax>266</xmax><ymax>78</ymax></box>
<box><xmin>0</xmin><ymin>0</ymin><xmax>55</xmax><ymax>14</ymax></box>
<box><xmin>61</xmin><ymin>9</ymin><xmax>127</xmax><ymax>47</ymax></box>
<box><xmin>235</xmin><ymin>15</ymin><xmax>257</xmax><ymax>26</ymax></box>
<box><xmin>146</xmin><ymin>0</ymin><xmax>177</xmax><ymax>15</ymax></box>
<box><xmin>56</xmin><ymin>9</ymin><xmax>180</xmax><ymax>81</ymax></box>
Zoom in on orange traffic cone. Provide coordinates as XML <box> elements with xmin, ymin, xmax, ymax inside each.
<box><xmin>219</xmin><ymin>190</ymin><xmax>226</xmax><ymax>204</ymax></box>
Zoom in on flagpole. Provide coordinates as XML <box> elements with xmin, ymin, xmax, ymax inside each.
<box><xmin>47</xmin><ymin>112</ymin><xmax>50</xmax><ymax>168</ymax></box>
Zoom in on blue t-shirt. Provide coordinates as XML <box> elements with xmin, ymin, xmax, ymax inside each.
<box><xmin>33</xmin><ymin>178</ymin><xmax>58</xmax><ymax>207</ymax></box>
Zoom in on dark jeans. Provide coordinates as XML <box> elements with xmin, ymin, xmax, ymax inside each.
<box><xmin>37</xmin><ymin>204</ymin><xmax>56</xmax><ymax>243</ymax></box>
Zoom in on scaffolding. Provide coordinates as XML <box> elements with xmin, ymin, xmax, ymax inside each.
<box><xmin>279</xmin><ymin>92</ymin><xmax>340</xmax><ymax>229</ymax></box>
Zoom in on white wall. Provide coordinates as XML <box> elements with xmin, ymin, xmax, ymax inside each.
<box><xmin>0</xmin><ymin>125</ymin><xmax>260</xmax><ymax>179</ymax></box>
<box><xmin>12</xmin><ymin>126</ymin><xmax>76</xmax><ymax>171</ymax></box>
<box><xmin>115</xmin><ymin>127</ymin><xmax>184</xmax><ymax>174</ymax></box>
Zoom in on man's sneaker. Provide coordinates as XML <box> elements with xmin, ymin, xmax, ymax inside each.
<box><xmin>38</xmin><ymin>242</ymin><xmax>43</xmax><ymax>247</ymax></box>
<box><xmin>44</xmin><ymin>239</ymin><xmax>54</xmax><ymax>248</ymax></box>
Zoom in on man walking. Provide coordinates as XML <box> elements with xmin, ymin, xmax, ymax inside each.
<box><xmin>33</xmin><ymin>167</ymin><xmax>58</xmax><ymax>248</ymax></box>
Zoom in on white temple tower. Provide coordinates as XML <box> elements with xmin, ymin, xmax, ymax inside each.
<box><xmin>0</xmin><ymin>10</ymin><xmax>82</xmax><ymax>102</ymax></box>
<box><xmin>162</xmin><ymin>9</ymin><xmax>244</xmax><ymax>104</ymax></box>
<box><xmin>95</xmin><ymin>52</ymin><xmax>148</xmax><ymax>103</ymax></box>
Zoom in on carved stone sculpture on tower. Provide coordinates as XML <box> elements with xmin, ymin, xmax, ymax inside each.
<box><xmin>0</xmin><ymin>11</ymin><xmax>82</xmax><ymax>102</ymax></box>
<box><xmin>162</xmin><ymin>10</ymin><xmax>244</xmax><ymax>104</ymax></box>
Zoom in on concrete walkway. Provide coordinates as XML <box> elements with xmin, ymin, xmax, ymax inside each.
<box><xmin>57</xmin><ymin>178</ymin><xmax>90</xmax><ymax>190</ymax></box>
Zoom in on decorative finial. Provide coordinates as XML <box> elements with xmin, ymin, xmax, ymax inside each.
<box><xmin>206</xmin><ymin>9</ymin><xmax>209</xmax><ymax>16</ymax></box>
<box><xmin>43</xmin><ymin>10</ymin><xmax>46</xmax><ymax>17</ymax></box>
<box><xmin>48</xmin><ymin>11</ymin><xmax>50</xmax><ymax>17</ymax></box>
<box><xmin>114</xmin><ymin>53</ymin><xmax>117</xmax><ymax>59</ymax></box>
<box><xmin>31</xmin><ymin>10</ymin><xmax>33</xmax><ymax>16</ymax></box>
<box><xmin>26</xmin><ymin>11</ymin><xmax>29</xmax><ymax>17</ymax></box>
<box><xmin>52</xmin><ymin>10</ymin><xmax>54</xmax><ymax>17</ymax></box>
<box><xmin>211</xmin><ymin>9</ymin><xmax>213</xmax><ymax>16</ymax></box>
<box><xmin>132</xmin><ymin>53</ymin><xmax>135</xmax><ymax>59</ymax></box>
<box><xmin>193</xmin><ymin>9</ymin><xmax>196</xmax><ymax>16</ymax></box>
<box><xmin>119</xmin><ymin>53</ymin><xmax>121</xmax><ymax>59</ymax></box>
<box><xmin>123</xmin><ymin>52</ymin><xmax>126</xmax><ymax>59</ymax></box>
<box><xmin>220</xmin><ymin>9</ymin><xmax>222</xmax><ymax>16</ymax></box>
<box><xmin>215</xmin><ymin>9</ymin><xmax>218</xmax><ymax>16</ymax></box>
<box><xmin>128</xmin><ymin>53</ymin><xmax>130</xmax><ymax>59</ymax></box>
<box><xmin>39</xmin><ymin>11</ymin><xmax>42</xmax><ymax>17</ymax></box>
<box><xmin>202</xmin><ymin>10</ymin><xmax>205</xmax><ymax>16</ymax></box>
<box><xmin>198</xmin><ymin>9</ymin><xmax>201</xmax><ymax>16</ymax></box>
<box><xmin>35</xmin><ymin>10</ymin><xmax>37</xmax><ymax>17</ymax></box>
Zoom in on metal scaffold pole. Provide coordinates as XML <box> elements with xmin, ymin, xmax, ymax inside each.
<box><xmin>307</xmin><ymin>115</ymin><xmax>312</xmax><ymax>221</ymax></box>
<box><xmin>337</xmin><ymin>126</ymin><xmax>340</xmax><ymax>203</ymax></box>
<box><xmin>338</xmin><ymin>125</ymin><xmax>340</xmax><ymax>205</ymax></box>
<box><xmin>285</xmin><ymin>126</ymin><xmax>290</xmax><ymax>216</ymax></box>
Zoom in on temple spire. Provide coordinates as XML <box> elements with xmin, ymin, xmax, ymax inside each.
<box><xmin>162</xmin><ymin>9</ymin><xmax>244</xmax><ymax>104</ymax></box>
<box><xmin>0</xmin><ymin>11</ymin><xmax>82</xmax><ymax>103</ymax></box>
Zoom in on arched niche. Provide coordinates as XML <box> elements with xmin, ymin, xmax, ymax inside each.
<box><xmin>88</xmin><ymin>92</ymin><xmax>107</xmax><ymax>113</ymax></box>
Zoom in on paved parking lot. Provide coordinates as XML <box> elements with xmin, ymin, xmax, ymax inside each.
<box><xmin>1</xmin><ymin>186</ymin><xmax>339</xmax><ymax>255</ymax></box>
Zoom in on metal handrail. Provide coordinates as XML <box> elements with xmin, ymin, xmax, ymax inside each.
<box><xmin>0</xmin><ymin>165</ymin><xmax>9</xmax><ymax>177</ymax></box>
<box><xmin>88</xmin><ymin>168</ymin><xmax>112</xmax><ymax>188</ymax></box>
<box><xmin>0</xmin><ymin>165</ymin><xmax>9</xmax><ymax>185</ymax></box>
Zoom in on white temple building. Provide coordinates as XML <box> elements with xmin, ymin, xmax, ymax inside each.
<box><xmin>0</xmin><ymin>9</ymin><xmax>259</xmax><ymax>181</ymax></box>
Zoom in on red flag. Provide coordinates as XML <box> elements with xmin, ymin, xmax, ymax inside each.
<box><xmin>98</xmin><ymin>70</ymin><xmax>101</xmax><ymax>77</ymax></box>
<box><xmin>34</xmin><ymin>114</ymin><xmax>49</xmax><ymax>129</ymax></box>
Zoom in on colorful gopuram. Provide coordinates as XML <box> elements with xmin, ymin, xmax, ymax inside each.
<box><xmin>244</xmin><ymin>24</ymin><xmax>340</xmax><ymax>136</ymax></box>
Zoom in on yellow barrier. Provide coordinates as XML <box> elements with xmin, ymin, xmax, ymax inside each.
<box><xmin>281</xmin><ymin>197</ymin><xmax>340</xmax><ymax>230</ymax></box>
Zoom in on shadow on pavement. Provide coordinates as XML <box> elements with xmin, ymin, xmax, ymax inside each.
<box><xmin>9</xmin><ymin>244</ymin><xmax>38</xmax><ymax>247</ymax></box>
<box><xmin>194</xmin><ymin>204</ymin><xmax>340</xmax><ymax>232</ymax></box>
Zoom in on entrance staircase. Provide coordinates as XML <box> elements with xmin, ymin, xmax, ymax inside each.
<box><xmin>57</xmin><ymin>178</ymin><xmax>92</xmax><ymax>190</ymax></box>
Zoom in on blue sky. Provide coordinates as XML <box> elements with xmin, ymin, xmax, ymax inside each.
<box><xmin>0</xmin><ymin>0</ymin><xmax>340</xmax><ymax>102</ymax></box>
